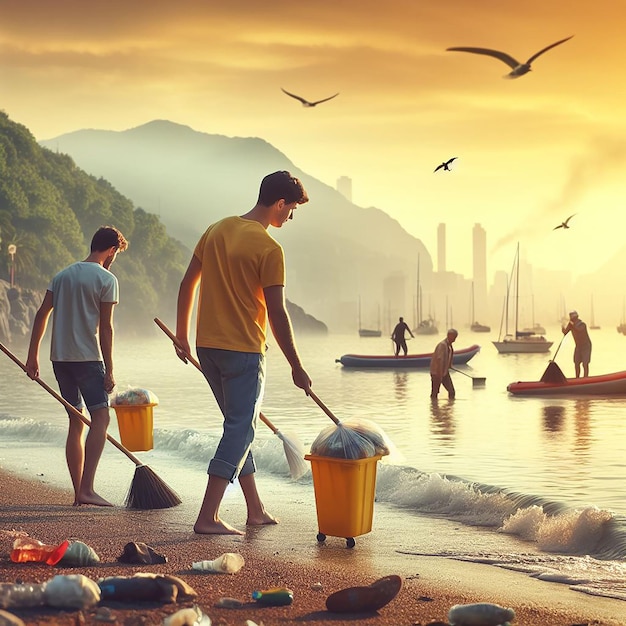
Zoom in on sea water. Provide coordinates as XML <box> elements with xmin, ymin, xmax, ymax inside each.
<box><xmin>1</xmin><ymin>325</ymin><xmax>625</xmax><ymax>601</ymax></box>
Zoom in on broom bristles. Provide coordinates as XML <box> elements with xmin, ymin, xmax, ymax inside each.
<box><xmin>125</xmin><ymin>465</ymin><xmax>182</xmax><ymax>510</ymax></box>
<box><xmin>276</xmin><ymin>430</ymin><xmax>309</xmax><ymax>480</ymax></box>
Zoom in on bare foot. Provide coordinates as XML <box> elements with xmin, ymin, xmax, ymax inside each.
<box><xmin>76</xmin><ymin>492</ymin><xmax>114</xmax><ymax>507</ymax></box>
<box><xmin>194</xmin><ymin>519</ymin><xmax>244</xmax><ymax>535</ymax></box>
<box><xmin>247</xmin><ymin>511</ymin><xmax>279</xmax><ymax>526</ymax></box>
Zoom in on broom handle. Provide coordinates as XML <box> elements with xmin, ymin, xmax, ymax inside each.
<box><xmin>307</xmin><ymin>389</ymin><xmax>341</xmax><ymax>425</ymax></box>
<box><xmin>0</xmin><ymin>342</ymin><xmax>143</xmax><ymax>466</ymax></box>
<box><xmin>153</xmin><ymin>318</ymin><xmax>279</xmax><ymax>434</ymax></box>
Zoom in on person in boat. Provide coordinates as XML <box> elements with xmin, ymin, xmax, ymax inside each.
<box><xmin>430</xmin><ymin>328</ymin><xmax>458</xmax><ymax>399</ymax></box>
<box><xmin>175</xmin><ymin>170</ymin><xmax>312</xmax><ymax>535</ymax></box>
<box><xmin>562</xmin><ymin>310</ymin><xmax>592</xmax><ymax>378</ymax></box>
<box><xmin>391</xmin><ymin>316</ymin><xmax>414</xmax><ymax>356</ymax></box>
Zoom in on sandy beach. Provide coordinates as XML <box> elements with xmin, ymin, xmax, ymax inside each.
<box><xmin>0</xmin><ymin>466</ymin><xmax>624</xmax><ymax>626</ymax></box>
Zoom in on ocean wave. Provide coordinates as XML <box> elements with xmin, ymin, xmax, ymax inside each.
<box><xmin>374</xmin><ymin>462</ymin><xmax>626</xmax><ymax>560</ymax></box>
<box><xmin>3</xmin><ymin>414</ymin><xmax>624</xmax><ymax>561</ymax></box>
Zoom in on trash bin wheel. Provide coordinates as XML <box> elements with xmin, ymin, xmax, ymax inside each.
<box><xmin>346</xmin><ymin>537</ymin><xmax>356</xmax><ymax>549</ymax></box>
<box><xmin>316</xmin><ymin>532</ymin><xmax>326</xmax><ymax>543</ymax></box>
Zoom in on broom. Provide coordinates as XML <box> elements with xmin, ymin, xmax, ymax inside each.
<box><xmin>0</xmin><ymin>341</ymin><xmax>181</xmax><ymax>510</ymax></box>
<box><xmin>153</xmin><ymin>318</ymin><xmax>309</xmax><ymax>480</ymax></box>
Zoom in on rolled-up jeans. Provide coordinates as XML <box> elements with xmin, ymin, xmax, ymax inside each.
<box><xmin>197</xmin><ymin>348</ymin><xmax>265</xmax><ymax>482</ymax></box>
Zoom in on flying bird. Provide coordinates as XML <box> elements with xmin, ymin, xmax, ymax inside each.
<box><xmin>553</xmin><ymin>214</ymin><xmax>576</xmax><ymax>230</ymax></box>
<box><xmin>446</xmin><ymin>36</ymin><xmax>574</xmax><ymax>79</ymax></box>
<box><xmin>281</xmin><ymin>88</ymin><xmax>339</xmax><ymax>107</ymax></box>
<box><xmin>434</xmin><ymin>157</ymin><xmax>457</xmax><ymax>173</ymax></box>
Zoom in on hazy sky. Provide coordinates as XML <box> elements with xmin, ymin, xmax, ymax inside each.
<box><xmin>1</xmin><ymin>0</ymin><xmax>625</xmax><ymax>279</ymax></box>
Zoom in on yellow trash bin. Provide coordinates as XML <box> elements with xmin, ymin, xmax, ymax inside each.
<box><xmin>113</xmin><ymin>403</ymin><xmax>156</xmax><ymax>452</ymax></box>
<box><xmin>305</xmin><ymin>454</ymin><xmax>382</xmax><ymax>548</ymax></box>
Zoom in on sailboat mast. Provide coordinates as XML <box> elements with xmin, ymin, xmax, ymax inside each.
<box><xmin>514</xmin><ymin>243</ymin><xmax>520</xmax><ymax>337</ymax></box>
<box><xmin>417</xmin><ymin>255</ymin><xmax>422</xmax><ymax>325</ymax></box>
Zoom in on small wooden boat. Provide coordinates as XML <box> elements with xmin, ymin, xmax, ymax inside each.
<box><xmin>358</xmin><ymin>328</ymin><xmax>382</xmax><ymax>338</ymax></box>
<box><xmin>507</xmin><ymin>370</ymin><xmax>626</xmax><ymax>396</ymax></box>
<box><xmin>336</xmin><ymin>344</ymin><xmax>481</xmax><ymax>368</ymax></box>
<box><xmin>471</xmin><ymin>321</ymin><xmax>491</xmax><ymax>333</ymax></box>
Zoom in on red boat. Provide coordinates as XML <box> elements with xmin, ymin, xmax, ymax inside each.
<box><xmin>507</xmin><ymin>370</ymin><xmax>626</xmax><ymax>396</ymax></box>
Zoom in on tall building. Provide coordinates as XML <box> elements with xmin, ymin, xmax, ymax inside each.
<box><xmin>437</xmin><ymin>223</ymin><xmax>446</xmax><ymax>273</ymax></box>
<box><xmin>472</xmin><ymin>223</ymin><xmax>488</xmax><ymax>323</ymax></box>
<box><xmin>336</xmin><ymin>176</ymin><xmax>352</xmax><ymax>202</ymax></box>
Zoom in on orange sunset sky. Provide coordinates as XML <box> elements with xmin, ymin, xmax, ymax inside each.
<box><xmin>1</xmin><ymin>0</ymin><xmax>625</xmax><ymax>279</ymax></box>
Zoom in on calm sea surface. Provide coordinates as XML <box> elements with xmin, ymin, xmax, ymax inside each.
<box><xmin>1</xmin><ymin>323</ymin><xmax>626</xmax><ymax>600</ymax></box>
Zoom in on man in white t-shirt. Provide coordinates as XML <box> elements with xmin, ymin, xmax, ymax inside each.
<box><xmin>26</xmin><ymin>226</ymin><xmax>128</xmax><ymax>506</ymax></box>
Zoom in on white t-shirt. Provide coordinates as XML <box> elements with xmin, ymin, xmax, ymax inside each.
<box><xmin>48</xmin><ymin>261</ymin><xmax>119</xmax><ymax>362</ymax></box>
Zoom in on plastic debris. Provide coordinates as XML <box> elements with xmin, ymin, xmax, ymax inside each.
<box><xmin>118</xmin><ymin>541</ymin><xmax>167</xmax><ymax>564</ymax></box>
<box><xmin>10</xmin><ymin>537</ymin><xmax>69</xmax><ymax>566</ymax></box>
<box><xmin>111</xmin><ymin>387</ymin><xmax>159</xmax><ymax>406</ymax></box>
<box><xmin>252</xmin><ymin>587</ymin><xmax>293</xmax><ymax>606</ymax></box>
<box><xmin>0</xmin><ymin>582</ymin><xmax>46</xmax><ymax>609</ymax></box>
<box><xmin>44</xmin><ymin>574</ymin><xmax>101</xmax><ymax>609</ymax></box>
<box><xmin>58</xmin><ymin>541</ymin><xmax>101</xmax><ymax>567</ymax></box>
<box><xmin>214</xmin><ymin>597</ymin><xmax>245</xmax><ymax>609</ymax></box>
<box><xmin>310</xmin><ymin>582</ymin><xmax>323</xmax><ymax>591</ymax></box>
<box><xmin>448</xmin><ymin>602</ymin><xmax>515</xmax><ymax>626</ymax></box>
<box><xmin>163</xmin><ymin>605</ymin><xmax>211</xmax><ymax>626</ymax></box>
<box><xmin>310</xmin><ymin>418</ymin><xmax>391</xmax><ymax>459</ymax></box>
<box><xmin>192</xmin><ymin>553</ymin><xmax>244</xmax><ymax>574</ymax></box>
<box><xmin>98</xmin><ymin>573</ymin><xmax>196</xmax><ymax>604</ymax></box>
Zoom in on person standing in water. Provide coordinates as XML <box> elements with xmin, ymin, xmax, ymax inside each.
<box><xmin>430</xmin><ymin>328</ymin><xmax>458</xmax><ymax>399</ymax></box>
<box><xmin>26</xmin><ymin>226</ymin><xmax>128</xmax><ymax>507</ymax></box>
<box><xmin>562</xmin><ymin>310</ymin><xmax>592</xmax><ymax>377</ymax></box>
<box><xmin>391</xmin><ymin>316</ymin><xmax>414</xmax><ymax>356</ymax></box>
<box><xmin>175</xmin><ymin>171</ymin><xmax>312</xmax><ymax>535</ymax></box>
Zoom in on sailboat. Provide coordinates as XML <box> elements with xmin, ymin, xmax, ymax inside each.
<box><xmin>492</xmin><ymin>244</ymin><xmax>553</xmax><ymax>354</ymax></box>
<box><xmin>589</xmin><ymin>295</ymin><xmax>600</xmax><ymax>330</ymax></box>
<box><xmin>358</xmin><ymin>297</ymin><xmax>382</xmax><ymax>337</ymax></box>
<box><xmin>521</xmin><ymin>295</ymin><xmax>546</xmax><ymax>335</ymax></box>
<box><xmin>413</xmin><ymin>255</ymin><xmax>438</xmax><ymax>335</ymax></box>
<box><xmin>470</xmin><ymin>281</ymin><xmax>490</xmax><ymax>333</ymax></box>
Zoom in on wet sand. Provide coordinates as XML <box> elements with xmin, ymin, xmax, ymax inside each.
<box><xmin>0</xmin><ymin>467</ymin><xmax>624</xmax><ymax>626</ymax></box>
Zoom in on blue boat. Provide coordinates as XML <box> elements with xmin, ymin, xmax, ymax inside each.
<box><xmin>336</xmin><ymin>344</ymin><xmax>481</xmax><ymax>369</ymax></box>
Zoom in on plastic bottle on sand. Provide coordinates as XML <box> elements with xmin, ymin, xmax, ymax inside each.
<box><xmin>10</xmin><ymin>537</ymin><xmax>70</xmax><ymax>566</ymax></box>
<box><xmin>192</xmin><ymin>553</ymin><xmax>244</xmax><ymax>574</ymax></box>
<box><xmin>0</xmin><ymin>582</ymin><xmax>47</xmax><ymax>609</ymax></box>
<box><xmin>251</xmin><ymin>587</ymin><xmax>294</xmax><ymax>606</ymax></box>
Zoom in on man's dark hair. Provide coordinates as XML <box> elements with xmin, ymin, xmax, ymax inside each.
<box><xmin>91</xmin><ymin>226</ymin><xmax>128</xmax><ymax>253</ymax></box>
<box><xmin>258</xmin><ymin>171</ymin><xmax>309</xmax><ymax>207</ymax></box>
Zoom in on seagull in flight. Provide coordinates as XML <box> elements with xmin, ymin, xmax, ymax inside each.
<box><xmin>434</xmin><ymin>157</ymin><xmax>457</xmax><ymax>173</ymax></box>
<box><xmin>447</xmin><ymin>36</ymin><xmax>573</xmax><ymax>79</ymax></box>
<box><xmin>281</xmin><ymin>88</ymin><xmax>339</xmax><ymax>107</ymax></box>
<box><xmin>553</xmin><ymin>214</ymin><xmax>576</xmax><ymax>230</ymax></box>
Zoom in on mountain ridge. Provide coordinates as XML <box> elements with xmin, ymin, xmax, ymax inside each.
<box><xmin>41</xmin><ymin>120</ymin><xmax>433</xmax><ymax>331</ymax></box>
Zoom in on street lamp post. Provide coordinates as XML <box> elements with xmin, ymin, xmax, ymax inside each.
<box><xmin>8</xmin><ymin>244</ymin><xmax>16</xmax><ymax>288</ymax></box>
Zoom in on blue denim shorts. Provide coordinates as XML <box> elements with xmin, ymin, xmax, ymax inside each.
<box><xmin>196</xmin><ymin>348</ymin><xmax>265</xmax><ymax>482</ymax></box>
<box><xmin>52</xmin><ymin>361</ymin><xmax>109</xmax><ymax>412</ymax></box>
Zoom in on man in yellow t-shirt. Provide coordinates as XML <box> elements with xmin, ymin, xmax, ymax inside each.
<box><xmin>175</xmin><ymin>171</ymin><xmax>312</xmax><ymax>535</ymax></box>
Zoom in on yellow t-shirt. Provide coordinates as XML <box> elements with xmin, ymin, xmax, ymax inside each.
<box><xmin>194</xmin><ymin>216</ymin><xmax>285</xmax><ymax>353</ymax></box>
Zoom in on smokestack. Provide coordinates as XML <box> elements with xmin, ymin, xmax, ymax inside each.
<box><xmin>336</xmin><ymin>176</ymin><xmax>352</xmax><ymax>202</ymax></box>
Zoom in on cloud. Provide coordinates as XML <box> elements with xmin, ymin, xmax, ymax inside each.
<box><xmin>492</xmin><ymin>136</ymin><xmax>626</xmax><ymax>253</ymax></box>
